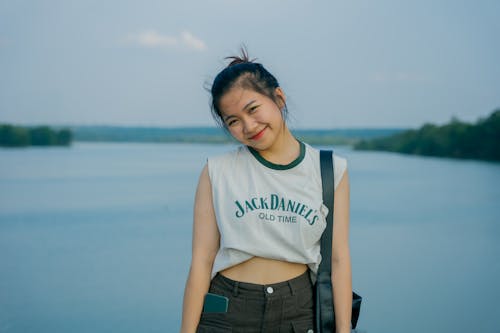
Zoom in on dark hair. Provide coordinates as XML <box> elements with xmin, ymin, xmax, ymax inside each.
<box><xmin>208</xmin><ymin>46</ymin><xmax>288</xmax><ymax>128</ymax></box>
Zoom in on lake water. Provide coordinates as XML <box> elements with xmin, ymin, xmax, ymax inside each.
<box><xmin>0</xmin><ymin>142</ymin><xmax>499</xmax><ymax>333</ymax></box>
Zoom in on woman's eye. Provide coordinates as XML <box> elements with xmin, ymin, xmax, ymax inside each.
<box><xmin>227</xmin><ymin>119</ymin><xmax>238</xmax><ymax>127</ymax></box>
<box><xmin>249</xmin><ymin>105</ymin><xmax>259</xmax><ymax>113</ymax></box>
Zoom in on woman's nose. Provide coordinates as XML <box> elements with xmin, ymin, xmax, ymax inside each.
<box><xmin>242</xmin><ymin>117</ymin><xmax>258</xmax><ymax>134</ymax></box>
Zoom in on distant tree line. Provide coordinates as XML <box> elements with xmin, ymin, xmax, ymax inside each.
<box><xmin>354</xmin><ymin>109</ymin><xmax>500</xmax><ymax>161</ymax></box>
<box><xmin>70</xmin><ymin>125</ymin><xmax>404</xmax><ymax>144</ymax></box>
<box><xmin>0</xmin><ymin>124</ymin><xmax>73</xmax><ymax>147</ymax></box>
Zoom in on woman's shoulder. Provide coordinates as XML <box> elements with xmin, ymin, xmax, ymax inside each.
<box><xmin>302</xmin><ymin>141</ymin><xmax>348</xmax><ymax>163</ymax></box>
<box><xmin>207</xmin><ymin>144</ymin><xmax>247</xmax><ymax>163</ymax></box>
<box><xmin>302</xmin><ymin>142</ymin><xmax>348</xmax><ymax>190</ymax></box>
<box><xmin>206</xmin><ymin>145</ymin><xmax>249</xmax><ymax>177</ymax></box>
<box><xmin>332</xmin><ymin>152</ymin><xmax>348</xmax><ymax>190</ymax></box>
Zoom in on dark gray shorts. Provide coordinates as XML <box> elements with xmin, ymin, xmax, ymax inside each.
<box><xmin>196</xmin><ymin>269</ymin><xmax>315</xmax><ymax>333</ymax></box>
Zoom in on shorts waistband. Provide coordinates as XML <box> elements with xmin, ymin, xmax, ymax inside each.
<box><xmin>212</xmin><ymin>269</ymin><xmax>312</xmax><ymax>298</ymax></box>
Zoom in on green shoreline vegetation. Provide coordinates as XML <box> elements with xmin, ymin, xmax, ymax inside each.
<box><xmin>60</xmin><ymin>126</ymin><xmax>404</xmax><ymax>145</ymax></box>
<box><xmin>2</xmin><ymin>109</ymin><xmax>498</xmax><ymax>162</ymax></box>
<box><xmin>0</xmin><ymin>124</ymin><xmax>72</xmax><ymax>147</ymax></box>
<box><xmin>354</xmin><ymin>109</ymin><xmax>500</xmax><ymax>161</ymax></box>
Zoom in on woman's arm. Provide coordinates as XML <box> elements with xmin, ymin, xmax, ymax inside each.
<box><xmin>180</xmin><ymin>164</ymin><xmax>221</xmax><ymax>333</ymax></box>
<box><xmin>331</xmin><ymin>168</ymin><xmax>353</xmax><ymax>333</ymax></box>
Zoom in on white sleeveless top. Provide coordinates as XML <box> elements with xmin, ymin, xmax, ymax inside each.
<box><xmin>207</xmin><ymin>140</ymin><xmax>347</xmax><ymax>284</ymax></box>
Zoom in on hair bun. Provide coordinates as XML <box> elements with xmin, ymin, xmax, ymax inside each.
<box><xmin>224</xmin><ymin>45</ymin><xmax>257</xmax><ymax>67</ymax></box>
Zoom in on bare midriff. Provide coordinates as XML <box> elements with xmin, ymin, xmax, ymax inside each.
<box><xmin>219</xmin><ymin>256</ymin><xmax>308</xmax><ymax>285</ymax></box>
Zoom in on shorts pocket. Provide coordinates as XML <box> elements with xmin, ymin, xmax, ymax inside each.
<box><xmin>196</xmin><ymin>322</ymin><xmax>232</xmax><ymax>332</ymax></box>
<box><xmin>291</xmin><ymin>318</ymin><xmax>315</xmax><ymax>333</ymax></box>
<box><xmin>295</xmin><ymin>290</ymin><xmax>314</xmax><ymax>311</ymax></box>
<box><xmin>197</xmin><ymin>313</ymin><xmax>232</xmax><ymax>332</ymax></box>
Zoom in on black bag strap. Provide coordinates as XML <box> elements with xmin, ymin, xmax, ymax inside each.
<box><xmin>316</xmin><ymin>150</ymin><xmax>336</xmax><ymax>332</ymax></box>
<box><xmin>319</xmin><ymin>149</ymin><xmax>334</xmax><ymax>274</ymax></box>
<box><xmin>318</xmin><ymin>149</ymin><xmax>363</xmax><ymax>331</ymax></box>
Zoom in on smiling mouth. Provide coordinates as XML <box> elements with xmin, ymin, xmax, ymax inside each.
<box><xmin>249</xmin><ymin>127</ymin><xmax>266</xmax><ymax>140</ymax></box>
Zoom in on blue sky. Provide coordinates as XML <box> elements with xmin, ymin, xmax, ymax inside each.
<box><xmin>1</xmin><ymin>0</ymin><xmax>499</xmax><ymax>129</ymax></box>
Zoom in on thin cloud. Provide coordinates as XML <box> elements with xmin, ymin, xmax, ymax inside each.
<box><xmin>180</xmin><ymin>31</ymin><xmax>207</xmax><ymax>51</ymax></box>
<box><xmin>123</xmin><ymin>30</ymin><xmax>206</xmax><ymax>51</ymax></box>
<box><xmin>124</xmin><ymin>30</ymin><xmax>177</xmax><ymax>47</ymax></box>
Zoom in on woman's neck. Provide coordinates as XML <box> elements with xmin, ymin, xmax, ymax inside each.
<box><xmin>257</xmin><ymin>125</ymin><xmax>300</xmax><ymax>165</ymax></box>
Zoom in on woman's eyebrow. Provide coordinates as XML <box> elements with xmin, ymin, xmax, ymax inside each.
<box><xmin>242</xmin><ymin>99</ymin><xmax>257</xmax><ymax>111</ymax></box>
<box><xmin>223</xmin><ymin>114</ymin><xmax>235</xmax><ymax>122</ymax></box>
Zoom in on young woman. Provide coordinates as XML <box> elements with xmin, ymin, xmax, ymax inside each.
<box><xmin>181</xmin><ymin>48</ymin><xmax>353</xmax><ymax>333</ymax></box>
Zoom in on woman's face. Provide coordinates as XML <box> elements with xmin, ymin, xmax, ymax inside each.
<box><xmin>218</xmin><ymin>87</ymin><xmax>286</xmax><ymax>151</ymax></box>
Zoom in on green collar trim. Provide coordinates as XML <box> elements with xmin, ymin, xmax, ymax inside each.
<box><xmin>247</xmin><ymin>140</ymin><xmax>306</xmax><ymax>170</ymax></box>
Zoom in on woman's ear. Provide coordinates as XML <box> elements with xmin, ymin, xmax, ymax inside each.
<box><xmin>274</xmin><ymin>87</ymin><xmax>286</xmax><ymax>109</ymax></box>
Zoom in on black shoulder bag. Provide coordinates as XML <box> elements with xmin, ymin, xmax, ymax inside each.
<box><xmin>315</xmin><ymin>150</ymin><xmax>362</xmax><ymax>332</ymax></box>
